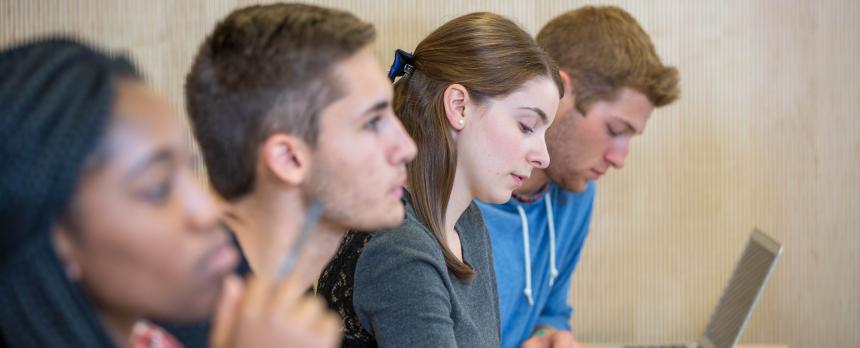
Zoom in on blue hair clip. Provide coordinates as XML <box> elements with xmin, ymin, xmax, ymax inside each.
<box><xmin>387</xmin><ymin>49</ymin><xmax>414</xmax><ymax>82</ymax></box>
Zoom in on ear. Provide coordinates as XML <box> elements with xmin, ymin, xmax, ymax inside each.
<box><xmin>559</xmin><ymin>70</ymin><xmax>574</xmax><ymax>98</ymax></box>
<box><xmin>559</xmin><ymin>70</ymin><xmax>581</xmax><ymax>116</ymax></box>
<box><xmin>51</xmin><ymin>224</ymin><xmax>82</xmax><ymax>281</ymax></box>
<box><xmin>442</xmin><ymin>83</ymin><xmax>470</xmax><ymax>131</ymax></box>
<box><xmin>259</xmin><ymin>134</ymin><xmax>311</xmax><ymax>186</ymax></box>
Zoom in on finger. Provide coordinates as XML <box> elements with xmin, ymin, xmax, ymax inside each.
<box><xmin>291</xmin><ymin>294</ymin><xmax>328</xmax><ymax>323</ymax></box>
<box><xmin>520</xmin><ymin>337</ymin><xmax>541</xmax><ymax>348</ymax></box>
<box><xmin>317</xmin><ymin>312</ymin><xmax>343</xmax><ymax>348</ymax></box>
<box><xmin>273</xmin><ymin>276</ymin><xmax>312</xmax><ymax>315</ymax></box>
<box><xmin>210</xmin><ymin>275</ymin><xmax>243</xmax><ymax>348</ymax></box>
<box><xmin>242</xmin><ymin>274</ymin><xmax>278</xmax><ymax>315</ymax></box>
<box><xmin>521</xmin><ymin>334</ymin><xmax>551</xmax><ymax>348</ymax></box>
<box><xmin>318</xmin><ymin>311</ymin><xmax>342</xmax><ymax>334</ymax></box>
<box><xmin>551</xmin><ymin>331</ymin><xmax>574</xmax><ymax>348</ymax></box>
<box><xmin>284</xmin><ymin>254</ymin><xmax>316</xmax><ymax>289</ymax></box>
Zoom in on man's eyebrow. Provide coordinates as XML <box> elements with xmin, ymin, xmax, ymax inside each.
<box><xmin>362</xmin><ymin>100</ymin><xmax>390</xmax><ymax>116</ymax></box>
<box><xmin>620</xmin><ymin>119</ymin><xmax>642</xmax><ymax>135</ymax></box>
<box><xmin>519</xmin><ymin>107</ymin><xmax>548</xmax><ymax>124</ymax></box>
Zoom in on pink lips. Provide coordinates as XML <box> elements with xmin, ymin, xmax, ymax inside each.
<box><xmin>591</xmin><ymin>169</ymin><xmax>605</xmax><ymax>179</ymax></box>
<box><xmin>202</xmin><ymin>237</ymin><xmax>239</xmax><ymax>277</ymax></box>
<box><xmin>391</xmin><ymin>185</ymin><xmax>404</xmax><ymax>198</ymax></box>
<box><xmin>390</xmin><ymin>177</ymin><xmax>407</xmax><ymax>198</ymax></box>
<box><xmin>511</xmin><ymin>174</ymin><xmax>527</xmax><ymax>188</ymax></box>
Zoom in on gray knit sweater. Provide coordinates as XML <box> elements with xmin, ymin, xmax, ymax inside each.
<box><xmin>353</xmin><ymin>194</ymin><xmax>501</xmax><ymax>347</ymax></box>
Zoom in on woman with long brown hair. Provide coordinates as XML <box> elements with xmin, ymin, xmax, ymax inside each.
<box><xmin>318</xmin><ymin>12</ymin><xmax>563</xmax><ymax>347</ymax></box>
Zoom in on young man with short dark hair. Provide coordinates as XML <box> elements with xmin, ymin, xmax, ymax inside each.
<box><xmin>168</xmin><ymin>4</ymin><xmax>417</xmax><ymax>347</ymax></box>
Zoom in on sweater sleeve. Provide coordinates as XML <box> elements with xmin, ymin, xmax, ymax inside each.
<box><xmin>353</xmin><ymin>224</ymin><xmax>457</xmax><ymax>348</ymax></box>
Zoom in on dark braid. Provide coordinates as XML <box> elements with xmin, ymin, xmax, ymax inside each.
<box><xmin>0</xmin><ymin>37</ymin><xmax>139</xmax><ymax>348</ymax></box>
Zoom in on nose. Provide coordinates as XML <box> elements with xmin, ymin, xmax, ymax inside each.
<box><xmin>527</xmin><ymin>138</ymin><xmax>551</xmax><ymax>169</ymax></box>
<box><xmin>605</xmin><ymin>138</ymin><xmax>630</xmax><ymax>169</ymax></box>
<box><xmin>183</xmin><ymin>171</ymin><xmax>223</xmax><ymax>233</ymax></box>
<box><xmin>388</xmin><ymin>117</ymin><xmax>418</xmax><ymax>165</ymax></box>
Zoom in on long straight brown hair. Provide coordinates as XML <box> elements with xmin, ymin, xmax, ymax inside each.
<box><xmin>393</xmin><ymin>12</ymin><xmax>563</xmax><ymax>281</ymax></box>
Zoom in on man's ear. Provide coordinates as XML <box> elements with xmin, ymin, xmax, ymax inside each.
<box><xmin>51</xmin><ymin>224</ymin><xmax>82</xmax><ymax>281</ymax></box>
<box><xmin>259</xmin><ymin>134</ymin><xmax>311</xmax><ymax>186</ymax></box>
<box><xmin>559</xmin><ymin>70</ymin><xmax>574</xmax><ymax>98</ymax></box>
<box><xmin>443</xmin><ymin>83</ymin><xmax>470</xmax><ymax>131</ymax></box>
<box><xmin>559</xmin><ymin>70</ymin><xmax>581</xmax><ymax>116</ymax></box>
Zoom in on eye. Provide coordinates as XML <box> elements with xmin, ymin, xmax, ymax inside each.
<box><xmin>606</xmin><ymin>125</ymin><xmax>622</xmax><ymax>137</ymax></box>
<box><xmin>519</xmin><ymin>122</ymin><xmax>535</xmax><ymax>135</ymax></box>
<box><xmin>363</xmin><ymin>115</ymin><xmax>383</xmax><ymax>132</ymax></box>
<box><xmin>139</xmin><ymin>180</ymin><xmax>172</xmax><ymax>204</ymax></box>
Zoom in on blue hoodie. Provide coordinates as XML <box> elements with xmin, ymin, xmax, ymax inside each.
<box><xmin>475</xmin><ymin>181</ymin><xmax>595</xmax><ymax>348</ymax></box>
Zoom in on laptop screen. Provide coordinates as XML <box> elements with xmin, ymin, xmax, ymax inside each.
<box><xmin>702</xmin><ymin>229</ymin><xmax>782</xmax><ymax>348</ymax></box>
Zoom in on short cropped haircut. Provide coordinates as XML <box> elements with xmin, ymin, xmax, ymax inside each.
<box><xmin>186</xmin><ymin>3</ymin><xmax>375</xmax><ymax>201</ymax></box>
<box><xmin>537</xmin><ymin>6</ymin><xmax>680</xmax><ymax>113</ymax></box>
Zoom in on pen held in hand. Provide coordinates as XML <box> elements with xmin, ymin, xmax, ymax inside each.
<box><xmin>276</xmin><ymin>200</ymin><xmax>324</xmax><ymax>280</ymax></box>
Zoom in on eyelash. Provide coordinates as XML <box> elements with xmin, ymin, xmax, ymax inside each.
<box><xmin>364</xmin><ymin>115</ymin><xmax>383</xmax><ymax>132</ymax></box>
<box><xmin>607</xmin><ymin>126</ymin><xmax>621</xmax><ymax>137</ymax></box>
<box><xmin>140</xmin><ymin>181</ymin><xmax>172</xmax><ymax>204</ymax></box>
<box><xmin>519</xmin><ymin>122</ymin><xmax>535</xmax><ymax>135</ymax></box>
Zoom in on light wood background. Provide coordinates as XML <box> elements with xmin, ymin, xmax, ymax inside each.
<box><xmin>2</xmin><ymin>1</ymin><xmax>858</xmax><ymax>347</ymax></box>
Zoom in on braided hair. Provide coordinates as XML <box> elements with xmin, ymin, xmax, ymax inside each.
<box><xmin>0</xmin><ymin>37</ymin><xmax>140</xmax><ymax>347</ymax></box>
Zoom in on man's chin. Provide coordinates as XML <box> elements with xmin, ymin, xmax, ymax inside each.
<box><xmin>558</xmin><ymin>177</ymin><xmax>590</xmax><ymax>193</ymax></box>
<box><xmin>354</xmin><ymin>207</ymin><xmax>405</xmax><ymax>231</ymax></box>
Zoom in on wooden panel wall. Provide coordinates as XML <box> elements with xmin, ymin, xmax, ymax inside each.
<box><xmin>2</xmin><ymin>1</ymin><xmax>857</xmax><ymax>346</ymax></box>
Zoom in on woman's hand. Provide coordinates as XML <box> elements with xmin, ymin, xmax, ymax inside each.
<box><xmin>210</xmin><ymin>274</ymin><xmax>341</xmax><ymax>348</ymax></box>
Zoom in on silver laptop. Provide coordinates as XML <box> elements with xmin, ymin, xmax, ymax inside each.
<box><xmin>591</xmin><ymin>229</ymin><xmax>783</xmax><ymax>348</ymax></box>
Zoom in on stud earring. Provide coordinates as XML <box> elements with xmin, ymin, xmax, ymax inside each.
<box><xmin>458</xmin><ymin>119</ymin><xmax>465</xmax><ymax>125</ymax></box>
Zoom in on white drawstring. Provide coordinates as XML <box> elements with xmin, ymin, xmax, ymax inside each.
<box><xmin>517</xmin><ymin>191</ymin><xmax>559</xmax><ymax>307</ymax></box>
<box><xmin>516</xmin><ymin>204</ymin><xmax>534</xmax><ymax>306</ymax></box>
<box><xmin>545</xmin><ymin>193</ymin><xmax>559</xmax><ymax>286</ymax></box>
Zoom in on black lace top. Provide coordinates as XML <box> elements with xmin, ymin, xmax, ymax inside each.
<box><xmin>317</xmin><ymin>230</ymin><xmax>378</xmax><ymax>348</ymax></box>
